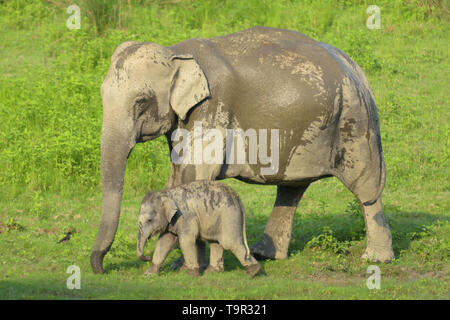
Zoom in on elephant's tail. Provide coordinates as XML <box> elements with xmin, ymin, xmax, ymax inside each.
<box><xmin>237</xmin><ymin>197</ymin><xmax>251</xmax><ymax>260</ymax></box>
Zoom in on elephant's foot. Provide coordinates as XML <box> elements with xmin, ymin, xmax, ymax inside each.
<box><xmin>144</xmin><ymin>263</ymin><xmax>160</xmax><ymax>276</ymax></box>
<box><xmin>205</xmin><ymin>265</ymin><xmax>224</xmax><ymax>273</ymax></box>
<box><xmin>251</xmin><ymin>234</ymin><xmax>278</xmax><ymax>260</ymax></box>
<box><xmin>361</xmin><ymin>245</ymin><xmax>394</xmax><ymax>263</ymax></box>
<box><xmin>244</xmin><ymin>263</ymin><xmax>262</xmax><ymax>277</ymax></box>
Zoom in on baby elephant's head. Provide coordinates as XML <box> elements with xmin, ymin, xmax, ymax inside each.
<box><xmin>137</xmin><ymin>192</ymin><xmax>179</xmax><ymax>261</ymax></box>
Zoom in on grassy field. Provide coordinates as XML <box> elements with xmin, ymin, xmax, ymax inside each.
<box><xmin>0</xmin><ymin>0</ymin><xmax>448</xmax><ymax>299</ymax></box>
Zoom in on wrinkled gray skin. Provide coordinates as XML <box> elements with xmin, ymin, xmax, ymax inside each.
<box><xmin>137</xmin><ymin>181</ymin><xmax>261</xmax><ymax>277</ymax></box>
<box><xmin>91</xmin><ymin>26</ymin><xmax>394</xmax><ymax>274</ymax></box>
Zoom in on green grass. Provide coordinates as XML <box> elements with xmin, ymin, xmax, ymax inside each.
<box><xmin>0</xmin><ymin>0</ymin><xmax>449</xmax><ymax>299</ymax></box>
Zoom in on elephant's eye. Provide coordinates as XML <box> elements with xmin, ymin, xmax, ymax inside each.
<box><xmin>135</xmin><ymin>97</ymin><xmax>147</xmax><ymax>105</ymax></box>
<box><xmin>134</xmin><ymin>97</ymin><xmax>149</xmax><ymax>119</ymax></box>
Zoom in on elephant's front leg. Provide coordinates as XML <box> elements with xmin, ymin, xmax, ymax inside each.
<box><xmin>179</xmin><ymin>235</ymin><xmax>202</xmax><ymax>277</ymax></box>
<box><xmin>171</xmin><ymin>239</ymin><xmax>208</xmax><ymax>271</ymax></box>
<box><xmin>205</xmin><ymin>242</ymin><xmax>224</xmax><ymax>273</ymax></box>
<box><xmin>252</xmin><ymin>185</ymin><xmax>308</xmax><ymax>260</ymax></box>
<box><xmin>144</xmin><ymin>232</ymin><xmax>178</xmax><ymax>276</ymax></box>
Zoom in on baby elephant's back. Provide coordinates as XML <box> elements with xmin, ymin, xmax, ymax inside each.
<box><xmin>178</xmin><ymin>180</ymin><xmax>242</xmax><ymax>212</ymax></box>
<box><xmin>181</xmin><ymin>181</ymin><xmax>244</xmax><ymax>241</ymax></box>
<box><xmin>170</xmin><ymin>181</ymin><xmax>244</xmax><ymax>236</ymax></box>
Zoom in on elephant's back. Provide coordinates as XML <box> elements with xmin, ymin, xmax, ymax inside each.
<box><xmin>208</xmin><ymin>26</ymin><xmax>318</xmax><ymax>47</ymax></box>
<box><xmin>203</xmin><ymin>28</ymin><xmax>345</xmax><ymax>131</ymax></box>
<box><xmin>170</xmin><ymin>27</ymin><xmax>348</xmax><ymax>110</ymax></box>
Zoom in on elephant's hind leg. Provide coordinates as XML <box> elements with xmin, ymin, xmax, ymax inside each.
<box><xmin>226</xmin><ymin>243</ymin><xmax>261</xmax><ymax>277</ymax></box>
<box><xmin>334</xmin><ymin>166</ymin><xmax>394</xmax><ymax>262</ymax></box>
<box><xmin>251</xmin><ymin>185</ymin><xmax>308</xmax><ymax>260</ymax></box>
<box><xmin>360</xmin><ymin>197</ymin><xmax>394</xmax><ymax>262</ymax></box>
<box><xmin>332</xmin><ymin>130</ymin><xmax>394</xmax><ymax>261</ymax></box>
<box><xmin>335</xmin><ymin>162</ymin><xmax>393</xmax><ymax>262</ymax></box>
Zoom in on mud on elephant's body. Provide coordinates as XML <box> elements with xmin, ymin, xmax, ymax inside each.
<box><xmin>91</xmin><ymin>26</ymin><xmax>393</xmax><ymax>274</ymax></box>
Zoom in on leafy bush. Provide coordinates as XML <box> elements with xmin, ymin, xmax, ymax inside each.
<box><xmin>306</xmin><ymin>226</ymin><xmax>352</xmax><ymax>255</ymax></box>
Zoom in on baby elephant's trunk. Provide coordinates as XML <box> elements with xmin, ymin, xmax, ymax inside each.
<box><xmin>137</xmin><ymin>227</ymin><xmax>152</xmax><ymax>262</ymax></box>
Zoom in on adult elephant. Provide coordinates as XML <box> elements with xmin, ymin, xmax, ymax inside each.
<box><xmin>91</xmin><ymin>27</ymin><xmax>394</xmax><ymax>274</ymax></box>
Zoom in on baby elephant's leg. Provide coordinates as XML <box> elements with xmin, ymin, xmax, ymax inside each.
<box><xmin>205</xmin><ymin>242</ymin><xmax>224</xmax><ymax>273</ymax></box>
<box><xmin>229</xmin><ymin>245</ymin><xmax>261</xmax><ymax>277</ymax></box>
<box><xmin>179</xmin><ymin>235</ymin><xmax>201</xmax><ymax>277</ymax></box>
<box><xmin>144</xmin><ymin>232</ymin><xmax>178</xmax><ymax>276</ymax></box>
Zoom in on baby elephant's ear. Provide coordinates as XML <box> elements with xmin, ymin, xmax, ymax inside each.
<box><xmin>161</xmin><ymin>197</ymin><xmax>178</xmax><ymax>223</ymax></box>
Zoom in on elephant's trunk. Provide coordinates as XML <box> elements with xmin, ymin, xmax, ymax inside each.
<box><xmin>90</xmin><ymin>125</ymin><xmax>134</xmax><ymax>274</ymax></box>
<box><xmin>137</xmin><ymin>228</ymin><xmax>152</xmax><ymax>262</ymax></box>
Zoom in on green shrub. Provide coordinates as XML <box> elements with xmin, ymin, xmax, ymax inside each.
<box><xmin>306</xmin><ymin>226</ymin><xmax>352</xmax><ymax>255</ymax></box>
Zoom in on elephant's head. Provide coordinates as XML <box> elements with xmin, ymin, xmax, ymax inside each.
<box><xmin>137</xmin><ymin>193</ymin><xmax>179</xmax><ymax>262</ymax></box>
<box><xmin>91</xmin><ymin>41</ymin><xmax>210</xmax><ymax>273</ymax></box>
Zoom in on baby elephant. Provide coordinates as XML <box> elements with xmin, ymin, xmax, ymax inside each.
<box><xmin>137</xmin><ymin>180</ymin><xmax>261</xmax><ymax>277</ymax></box>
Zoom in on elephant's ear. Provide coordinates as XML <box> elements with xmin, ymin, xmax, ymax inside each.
<box><xmin>161</xmin><ymin>196</ymin><xmax>179</xmax><ymax>224</ymax></box>
<box><xmin>169</xmin><ymin>54</ymin><xmax>211</xmax><ymax>120</ymax></box>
